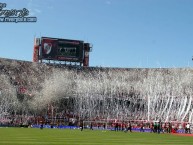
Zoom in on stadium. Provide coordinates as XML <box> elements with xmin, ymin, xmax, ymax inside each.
<box><xmin>0</xmin><ymin>37</ymin><xmax>193</xmax><ymax>134</ymax></box>
<box><xmin>2</xmin><ymin>58</ymin><xmax>193</xmax><ymax>145</ymax></box>
<box><xmin>1</xmin><ymin>1</ymin><xmax>193</xmax><ymax>144</ymax></box>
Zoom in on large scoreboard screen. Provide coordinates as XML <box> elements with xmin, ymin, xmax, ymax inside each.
<box><xmin>41</xmin><ymin>37</ymin><xmax>84</xmax><ymax>62</ymax></box>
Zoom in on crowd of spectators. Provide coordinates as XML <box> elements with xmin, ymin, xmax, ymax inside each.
<box><xmin>0</xmin><ymin>58</ymin><xmax>192</xmax><ymax>131</ymax></box>
<box><xmin>0</xmin><ymin>58</ymin><xmax>53</xmax><ymax>95</ymax></box>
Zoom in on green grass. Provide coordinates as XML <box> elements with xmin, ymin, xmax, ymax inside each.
<box><xmin>0</xmin><ymin>128</ymin><xmax>193</xmax><ymax>145</ymax></box>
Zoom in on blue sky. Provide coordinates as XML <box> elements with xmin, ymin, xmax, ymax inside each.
<box><xmin>0</xmin><ymin>0</ymin><xmax>193</xmax><ymax>68</ymax></box>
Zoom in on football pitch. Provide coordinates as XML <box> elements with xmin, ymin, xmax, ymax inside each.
<box><xmin>0</xmin><ymin>128</ymin><xmax>193</xmax><ymax>145</ymax></box>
